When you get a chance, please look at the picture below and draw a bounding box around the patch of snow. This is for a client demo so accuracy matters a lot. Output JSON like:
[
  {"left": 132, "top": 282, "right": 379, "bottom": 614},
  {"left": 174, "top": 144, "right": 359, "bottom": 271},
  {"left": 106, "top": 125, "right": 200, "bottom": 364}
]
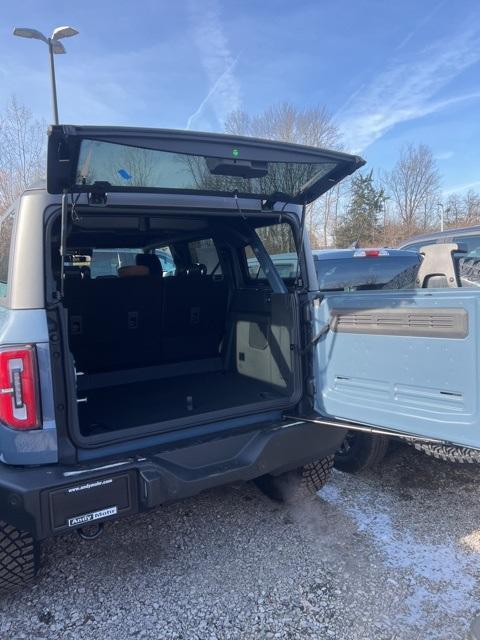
[{"left": 320, "top": 480, "right": 476, "bottom": 628}]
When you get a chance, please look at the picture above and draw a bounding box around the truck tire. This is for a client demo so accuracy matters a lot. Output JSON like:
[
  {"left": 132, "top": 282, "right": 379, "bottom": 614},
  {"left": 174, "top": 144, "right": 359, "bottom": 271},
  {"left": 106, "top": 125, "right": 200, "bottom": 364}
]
[
  {"left": 334, "top": 432, "right": 389, "bottom": 473},
  {"left": 413, "top": 442, "right": 480, "bottom": 464},
  {"left": 0, "top": 521, "right": 39, "bottom": 595},
  {"left": 301, "top": 456, "right": 334, "bottom": 494},
  {"left": 254, "top": 456, "right": 334, "bottom": 503}
]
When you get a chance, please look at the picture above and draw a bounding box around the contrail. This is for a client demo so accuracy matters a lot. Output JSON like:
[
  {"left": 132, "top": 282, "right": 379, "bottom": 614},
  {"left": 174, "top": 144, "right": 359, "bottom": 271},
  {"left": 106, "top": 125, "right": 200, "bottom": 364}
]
[
  {"left": 396, "top": 0, "right": 447, "bottom": 51},
  {"left": 186, "top": 55, "right": 240, "bottom": 130}
]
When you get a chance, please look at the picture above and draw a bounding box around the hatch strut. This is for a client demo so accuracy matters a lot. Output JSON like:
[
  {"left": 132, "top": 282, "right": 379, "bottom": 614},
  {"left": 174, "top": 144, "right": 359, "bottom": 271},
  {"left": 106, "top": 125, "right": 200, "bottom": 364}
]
[
  {"left": 294, "top": 203, "right": 307, "bottom": 288},
  {"left": 59, "top": 189, "right": 69, "bottom": 299},
  {"left": 233, "top": 192, "right": 287, "bottom": 294},
  {"left": 284, "top": 414, "right": 454, "bottom": 446}
]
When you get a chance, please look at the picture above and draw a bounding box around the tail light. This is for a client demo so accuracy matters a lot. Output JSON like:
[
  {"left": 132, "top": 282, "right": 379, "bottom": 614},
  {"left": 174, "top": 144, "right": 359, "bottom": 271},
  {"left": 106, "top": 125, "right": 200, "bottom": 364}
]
[{"left": 0, "top": 346, "right": 41, "bottom": 430}]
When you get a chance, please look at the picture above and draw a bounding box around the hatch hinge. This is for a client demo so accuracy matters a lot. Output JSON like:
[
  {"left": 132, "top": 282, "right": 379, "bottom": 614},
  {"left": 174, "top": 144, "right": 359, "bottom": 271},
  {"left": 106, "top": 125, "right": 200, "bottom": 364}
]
[{"left": 87, "top": 182, "right": 110, "bottom": 206}]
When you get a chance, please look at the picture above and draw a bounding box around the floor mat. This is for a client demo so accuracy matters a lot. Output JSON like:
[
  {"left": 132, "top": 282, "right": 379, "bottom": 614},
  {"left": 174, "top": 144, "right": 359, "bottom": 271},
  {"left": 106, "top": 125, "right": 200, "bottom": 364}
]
[{"left": 79, "top": 371, "right": 285, "bottom": 435}]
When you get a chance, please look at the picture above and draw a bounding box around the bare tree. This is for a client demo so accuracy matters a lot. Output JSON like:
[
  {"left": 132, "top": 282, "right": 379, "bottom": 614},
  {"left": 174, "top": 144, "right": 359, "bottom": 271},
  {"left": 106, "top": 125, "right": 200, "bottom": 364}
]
[
  {"left": 444, "top": 190, "right": 480, "bottom": 228},
  {"left": 225, "top": 102, "right": 342, "bottom": 248},
  {"left": 384, "top": 144, "right": 440, "bottom": 236},
  {"left": 225, "top": 102, "right": 341, "bottom": 148},
  {"left": 0, "top": 96, "right": 46, "bottom": 212}
]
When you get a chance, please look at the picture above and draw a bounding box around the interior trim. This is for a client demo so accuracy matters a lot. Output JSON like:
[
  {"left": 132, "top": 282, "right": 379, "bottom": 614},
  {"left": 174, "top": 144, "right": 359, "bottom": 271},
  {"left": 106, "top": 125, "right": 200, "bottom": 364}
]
[{"left": 77, "top": 357, "right": 223, "bottom": 391}]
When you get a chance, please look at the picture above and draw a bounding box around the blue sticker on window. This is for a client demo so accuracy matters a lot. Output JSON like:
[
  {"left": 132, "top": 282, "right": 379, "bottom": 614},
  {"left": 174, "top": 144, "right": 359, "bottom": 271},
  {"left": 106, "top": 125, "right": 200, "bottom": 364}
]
[{"left": 118, "top": 169, "right": 132, "bottom": 181}]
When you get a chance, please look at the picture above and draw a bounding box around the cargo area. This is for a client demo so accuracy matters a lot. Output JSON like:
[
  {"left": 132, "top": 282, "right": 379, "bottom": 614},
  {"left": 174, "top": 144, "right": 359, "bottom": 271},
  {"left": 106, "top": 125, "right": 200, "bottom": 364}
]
[{"left": 53, "top": 210, "right": 301, "bottom": 441}]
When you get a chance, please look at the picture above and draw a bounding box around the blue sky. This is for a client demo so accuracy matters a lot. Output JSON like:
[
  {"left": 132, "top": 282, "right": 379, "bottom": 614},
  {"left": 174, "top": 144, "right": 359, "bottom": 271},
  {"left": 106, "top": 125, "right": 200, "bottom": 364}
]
[{"left": 1, "top": 0, "right": 479, "bottom": 193}]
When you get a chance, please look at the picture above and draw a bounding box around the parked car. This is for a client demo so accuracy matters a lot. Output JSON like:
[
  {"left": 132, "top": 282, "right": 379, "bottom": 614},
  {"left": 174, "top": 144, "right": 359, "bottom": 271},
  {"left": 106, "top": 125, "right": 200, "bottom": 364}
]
[
  {"left": 401, "top": 226, "right": 480, "bottom": 290},
  {"left": 249, "top": 247, "right": 422, "bottom": 292},
  {"left": 400, "top": 224, "right": 480, "bottom": 254}
]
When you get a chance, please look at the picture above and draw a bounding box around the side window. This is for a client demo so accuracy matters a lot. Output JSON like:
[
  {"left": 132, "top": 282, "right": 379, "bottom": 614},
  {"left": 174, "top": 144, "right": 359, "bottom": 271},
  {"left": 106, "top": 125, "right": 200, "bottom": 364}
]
[
  {"left": 402, "top": 241, "right": 433, "bottom": 252},
  {"left": 90, "top": 249, "right": 138, "bottom": 278},
  {"left": 0, "top": 209, "right": 16, "bottom": 298},
  {"left": 154, "top": 246, "right": 176, "bottom": 276},
  {"left": 244, "top": 222, "right": 298, "bottom": 282},
  {"left": 453, "top": 236, "right": 480, "bottom": 257},
  {"left": 188, "top": 238, "right": 222, "bottom": 275}
]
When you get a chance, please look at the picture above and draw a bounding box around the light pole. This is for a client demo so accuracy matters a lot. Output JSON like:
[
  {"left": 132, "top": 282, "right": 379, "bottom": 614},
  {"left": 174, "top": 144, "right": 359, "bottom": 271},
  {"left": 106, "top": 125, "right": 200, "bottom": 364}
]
[
  {"left": 436, "top": 202, "right": 445, "bottom": 232},
  {"left": 13, "top": 26, "right": 79, "bottom": 124}
]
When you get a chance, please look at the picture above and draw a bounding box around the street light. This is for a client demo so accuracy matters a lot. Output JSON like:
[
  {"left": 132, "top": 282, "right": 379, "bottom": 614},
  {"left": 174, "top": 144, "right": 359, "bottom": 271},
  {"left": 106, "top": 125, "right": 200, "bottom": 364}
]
[
  {"left": 436, "top": 202, "right": 446, "bottom": 232},
  {"left": 13, "top": 25, "right": 79, "bottom": 125}
]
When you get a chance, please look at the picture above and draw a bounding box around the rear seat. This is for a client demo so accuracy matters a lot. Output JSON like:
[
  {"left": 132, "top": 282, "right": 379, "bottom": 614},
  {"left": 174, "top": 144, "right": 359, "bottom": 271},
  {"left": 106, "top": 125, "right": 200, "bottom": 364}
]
[
  {"left": 64, "top": 255, "right": 229, "bottom": 372},
  {"left": 162, "top": 268, "right": 228, "bottom": 362},
  {"left": 64, "top": 255, "right": 164, "bottom": 372}
]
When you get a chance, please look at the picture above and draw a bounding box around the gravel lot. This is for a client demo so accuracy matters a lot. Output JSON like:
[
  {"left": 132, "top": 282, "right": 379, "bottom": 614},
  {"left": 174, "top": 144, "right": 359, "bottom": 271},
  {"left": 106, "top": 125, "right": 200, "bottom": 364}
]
[{"left": 1, "top": 443, "right": 479, "bottom": 640}]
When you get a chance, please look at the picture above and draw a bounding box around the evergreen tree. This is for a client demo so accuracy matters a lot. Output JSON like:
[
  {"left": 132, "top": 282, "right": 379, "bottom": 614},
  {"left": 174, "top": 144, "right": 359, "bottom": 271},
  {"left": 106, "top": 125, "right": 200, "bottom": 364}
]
[{"left": 334, "top": 171, "right": 386, "bottom": 247}]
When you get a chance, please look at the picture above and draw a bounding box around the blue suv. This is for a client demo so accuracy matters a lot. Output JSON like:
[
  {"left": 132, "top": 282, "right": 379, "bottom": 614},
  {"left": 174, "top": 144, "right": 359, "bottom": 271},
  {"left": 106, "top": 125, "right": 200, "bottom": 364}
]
[{"left": 0, "top": 125, "right": 478, "bottom": 592}]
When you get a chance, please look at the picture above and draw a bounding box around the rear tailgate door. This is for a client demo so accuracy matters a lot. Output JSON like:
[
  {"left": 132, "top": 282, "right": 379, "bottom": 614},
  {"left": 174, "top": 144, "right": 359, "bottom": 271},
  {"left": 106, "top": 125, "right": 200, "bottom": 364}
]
[{"left": 312, "top": 289, "right": 480, "bottom": 448}]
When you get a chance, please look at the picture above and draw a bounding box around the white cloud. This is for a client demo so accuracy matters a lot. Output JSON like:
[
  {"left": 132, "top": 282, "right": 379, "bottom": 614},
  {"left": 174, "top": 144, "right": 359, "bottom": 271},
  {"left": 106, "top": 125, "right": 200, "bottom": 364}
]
[
  {"left": 339, "top": 25, "right": 480, "bottom": 153},
  {"left": 0, "top": 41, "right": 186, "bottom": 127},
  {"left": 186, "top": 0, "right": 241, "bottom": 130},
  {"left": 443, "top": 180, "right": 480, "bottom": 195},
  {"left": 434, "top": 150, "right": 454, "bottom": 160}
]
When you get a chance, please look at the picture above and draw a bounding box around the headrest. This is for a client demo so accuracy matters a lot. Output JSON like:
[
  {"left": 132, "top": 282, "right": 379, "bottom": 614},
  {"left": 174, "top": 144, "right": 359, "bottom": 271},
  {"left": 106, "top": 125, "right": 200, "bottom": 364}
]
[
  {"left": 118, "top": 265, "right": 149, "bottom": 278},
  {"left": 184, "top": 263, "right": 207, "bottom": 277},
  {"left": 136, "top": 253, "right": 163, "bottom": 276}
]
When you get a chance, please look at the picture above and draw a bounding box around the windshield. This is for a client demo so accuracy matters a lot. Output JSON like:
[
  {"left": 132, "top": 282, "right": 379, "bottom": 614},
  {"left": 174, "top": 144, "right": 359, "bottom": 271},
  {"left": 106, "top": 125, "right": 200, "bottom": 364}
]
[{"left": 76, "top": 139, "right": 338, "bottom": 200}]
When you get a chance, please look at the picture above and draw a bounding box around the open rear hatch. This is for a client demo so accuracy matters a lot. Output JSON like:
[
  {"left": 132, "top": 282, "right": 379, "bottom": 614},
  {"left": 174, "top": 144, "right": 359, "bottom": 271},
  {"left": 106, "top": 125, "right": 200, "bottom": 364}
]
[{"left": 47, "top": 125, "right": 364, "bottom": 204}]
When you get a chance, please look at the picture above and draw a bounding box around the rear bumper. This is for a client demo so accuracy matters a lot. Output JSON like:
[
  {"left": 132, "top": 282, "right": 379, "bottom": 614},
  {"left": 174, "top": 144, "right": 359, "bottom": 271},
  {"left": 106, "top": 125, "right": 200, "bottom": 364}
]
[{"left": 0, "top": 419, "right": 345, "bottom": 540}]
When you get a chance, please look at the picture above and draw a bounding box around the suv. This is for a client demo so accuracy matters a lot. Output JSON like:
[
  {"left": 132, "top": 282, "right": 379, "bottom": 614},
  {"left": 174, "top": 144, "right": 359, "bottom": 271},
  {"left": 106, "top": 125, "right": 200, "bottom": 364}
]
[
  {"left": 401, "top": 226, "right": 480, "bottom": 291},
  {"left": 0, "top": 126, "right": 366, "bottom": 592},
  {"left": 1, "top": 126, "right": 479, "bottom": 593},
  {"left": 400, "top": 225, "right": 480, "bottom": 255}
]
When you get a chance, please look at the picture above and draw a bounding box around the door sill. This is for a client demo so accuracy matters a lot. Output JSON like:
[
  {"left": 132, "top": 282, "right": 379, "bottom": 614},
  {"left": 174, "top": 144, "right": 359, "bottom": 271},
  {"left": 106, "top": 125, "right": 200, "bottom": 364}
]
[{"left": 284, "top": 414, "right": 449, "bottom": 445}]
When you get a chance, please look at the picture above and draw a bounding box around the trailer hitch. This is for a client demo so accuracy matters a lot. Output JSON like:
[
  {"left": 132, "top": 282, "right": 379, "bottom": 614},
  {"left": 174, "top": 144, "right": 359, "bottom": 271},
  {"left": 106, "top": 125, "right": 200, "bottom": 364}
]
[{"left": 77, "top": 522, "right": 104, "bottom": 541}]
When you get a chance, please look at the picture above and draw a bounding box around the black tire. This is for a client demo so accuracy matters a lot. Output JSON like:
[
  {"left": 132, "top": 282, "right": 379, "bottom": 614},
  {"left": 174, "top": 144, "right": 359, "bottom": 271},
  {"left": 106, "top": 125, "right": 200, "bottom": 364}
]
[
  {"left": 413, "top": 442, "right": 480, "bottom": 464},
  {"left": 254, "top": 456, "right": 334, "bottom": 503},
  {"left": 0, "top": 521, "right": 40, "bottom": 595},
  {"left": 301, "top": 456, "right": 334, "bottom": 494},
  {"left": 334, "top": 432, "right": 389, "bottom": 473}
]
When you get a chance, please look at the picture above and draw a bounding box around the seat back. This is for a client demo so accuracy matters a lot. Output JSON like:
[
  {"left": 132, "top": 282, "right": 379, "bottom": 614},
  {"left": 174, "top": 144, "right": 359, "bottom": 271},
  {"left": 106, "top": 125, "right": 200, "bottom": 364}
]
[
  {"left": 64, "top": 273, "right": 163, "bottom": 372},
  {"left": 162, "top": 273, "right": 228, "bottom": 362}
]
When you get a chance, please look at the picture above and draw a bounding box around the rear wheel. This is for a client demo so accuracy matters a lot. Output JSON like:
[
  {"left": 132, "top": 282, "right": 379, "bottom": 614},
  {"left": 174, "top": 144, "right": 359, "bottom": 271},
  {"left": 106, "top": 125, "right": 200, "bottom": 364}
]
[
  {"left": 0, "top": 521, "right": 40, "bottom": 595},
  {"left": 413, "top": 442, "right": 480, "bottom": 464},
  {"left": 254, "top": 456, "right": 334, "bottom": 503},
  {"left": 334, "top": 432, "right": 389, "bottom": 473}
]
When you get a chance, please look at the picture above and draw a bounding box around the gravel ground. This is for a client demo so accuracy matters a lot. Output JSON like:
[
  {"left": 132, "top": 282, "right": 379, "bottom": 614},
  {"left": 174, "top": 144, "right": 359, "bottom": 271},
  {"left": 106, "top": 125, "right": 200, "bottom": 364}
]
[{"left": 1, "top": 443, "right": 480, "bottom": 639}]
